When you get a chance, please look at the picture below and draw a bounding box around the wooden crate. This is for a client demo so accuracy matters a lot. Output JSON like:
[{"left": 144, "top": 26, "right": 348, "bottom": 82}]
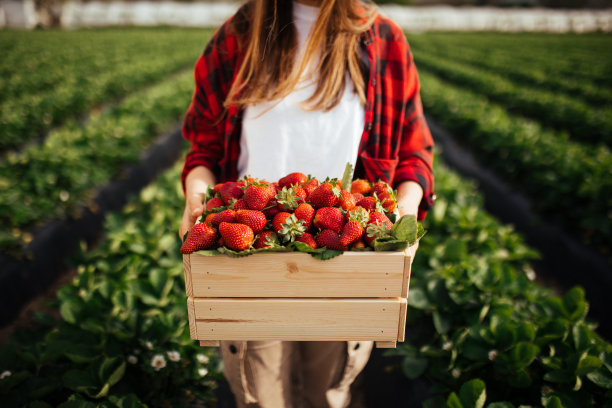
[{"left": 183, "top": 249, "right": 411, "bottom": 348}]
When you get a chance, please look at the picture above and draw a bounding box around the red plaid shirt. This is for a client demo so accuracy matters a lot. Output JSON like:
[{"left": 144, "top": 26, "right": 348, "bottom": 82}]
[{"left": 182, "top": 13, "right": 435, "bottom": 219}]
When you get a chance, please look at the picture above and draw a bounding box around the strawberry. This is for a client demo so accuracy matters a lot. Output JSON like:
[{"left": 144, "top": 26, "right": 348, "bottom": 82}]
[
  {"left": 351, "top": 179, "right": 371, "bottom": 195},
  {"left": 308, "top": 181, "right": 341, "bottom": 208},
  {"left": 206, "top": 196, "right": 224, "bottom": 211},
  {"left": 302, "top": 177, "right": 319, "bottom": 198},
  {"left": 254, "top": 230, "right": 279, "bottom": 249},
  {"left": 211, "top": 209, "right": 236, "bottom": 227},
  {"left": 244, "top": 184, "right": 272, "bottom": 210},
  {"left": 351, "top": 239, "right": 367, "bottom": 250},
  {"left": 296, "top": 232, "right": 317, "bottom": 249},
  {"left": 371, "top": 181, "right": 392, "bottom": 198},
  {"left": 275, "top": 186, "right": 306, "bottom": 211},
  {"left": 219, "top": 222, "right": 254, "bottom": 251},
  {"left": 315, "top": 229, "right": 348, "bottom": 251},
  {"left": 339, "top": 190, "right": 356, "bottom": 211},
  {"left": 264, "top": 205, "right": 280, "bottom": 220},
  {"left": 313, "top": 207, "right": 345, "bottom": 234},
  {"left": 294, "top": 203, "right": 315, "bottom": 230},
  {"left": 219, "top": 182, "right": 243, "bottom": 205},
  {"left": 181, "top": 223, "right": 217, "bottom": 254},
  {"left": 352, "top": 193, "right": 364, "bottom": 203},
  {"left": 213, "top": 182, "right": 225, "bottom": 195},
  {"left": 339, "top": 220, "right": 364, "bottom": 246},
  {"left": 345, "top": 206, "right": 370, "bottom": 224},
  {"left": 279, "top": 172, "right": 307, "bottom": 188},
  {"left": 232, "top": 198, "right": 249, "bottom": 210},
  {"left": 204, "top": 213, "right": 216, "bottom": 226},
  {"left": 356, "top": 196, "right": 378, "bottom": 212},
  {"left": 277, "top": 214, "right": 307, "bottom": 243},
  {"left": 235, "top": 210, "right": 267, "bottom": 234},
  {"left": 273, "top": 212, "right": 293, "bottom": 233},
  {"left": 368, "top": 211, "right": 393, "bottom": 229}
]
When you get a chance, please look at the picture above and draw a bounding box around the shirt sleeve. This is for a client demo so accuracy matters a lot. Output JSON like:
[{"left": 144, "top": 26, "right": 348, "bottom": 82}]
[
  {"left": 181, "top": 19, "right": 239, "bottom": 192},
  {"left": 388, "top": 26, "right": 435, "bottom": 220}
]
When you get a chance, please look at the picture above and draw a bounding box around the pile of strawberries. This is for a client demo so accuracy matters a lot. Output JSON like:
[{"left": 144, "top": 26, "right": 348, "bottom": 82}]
[{"left": 180, "top": 172, "right": 398, "bottom": 254}]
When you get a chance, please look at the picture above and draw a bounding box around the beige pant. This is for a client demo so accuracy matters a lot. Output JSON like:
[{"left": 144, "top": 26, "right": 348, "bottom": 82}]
[{"left": 220, "top": 340, "right": 373, "bottom": 408}]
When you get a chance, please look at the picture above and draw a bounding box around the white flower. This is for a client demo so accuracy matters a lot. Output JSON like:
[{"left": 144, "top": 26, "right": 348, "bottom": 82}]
[
  {"left": 525, "top": 268, "right": 536, "bottom": 281},
  {"left": 488, "top": 349, "right": 498, "bottom": 361},
  {"left": 198, "top": 367, "right": 209, "bottom": 377},
  {"left": 151, "top": 354, "right": 166, "bottom": 371},
  {"left": 59, "top": 190, "right": 70, "bottom": 202},
  {"left": 196, "top": 354, "right": 210, "bottom": 364},
  {"left": 145, "top": 341, "right": 154, "bottom": 350},
  {"left": 167, "top": 350, "right": 181, "bottom": 362},
  {"left": 442, "top": 341, "right": 452, "bottom": 351},
  {"left": 127, "top": 355, "right": 138, "bottom": 364},
  {"left": 0, "top": 370, "right": 11, "bottom": 380},
  {"left": 451, "top": 368, "right": 461, "bottom": 379}
]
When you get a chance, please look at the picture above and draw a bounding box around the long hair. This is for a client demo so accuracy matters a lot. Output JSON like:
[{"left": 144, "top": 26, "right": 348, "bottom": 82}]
[{"left": 225, "top": 0, "right": 377, "bottom": 112}]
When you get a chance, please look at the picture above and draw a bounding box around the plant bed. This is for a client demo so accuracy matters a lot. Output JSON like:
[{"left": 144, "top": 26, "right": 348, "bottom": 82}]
[{"left": 183, "top": 249, "right": 411, "bottom": 348}]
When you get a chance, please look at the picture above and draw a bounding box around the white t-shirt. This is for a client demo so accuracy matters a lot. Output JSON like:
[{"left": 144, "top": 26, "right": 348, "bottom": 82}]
[{"left": 237, "top": 1, "right": 366, "bottom": 181}]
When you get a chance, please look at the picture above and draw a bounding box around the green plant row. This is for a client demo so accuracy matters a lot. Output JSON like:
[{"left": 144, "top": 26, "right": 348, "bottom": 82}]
[
  {"left": 388, "top": 159, "right": 612, "bottom": 407},
  {"left": 418, "top": 71, "right": 612, "bottom": 256},
  {"left": 0, "top": 69, "right": 194, "bottom": 255},
  {"left": 407, "top": 32, "right": 612, "bottom": 90},
  {"left": 407, "top": 35, "right": 612, "bottom": 107},
  {"left": 0, "top": 161, "right": 222, "bottom": 407},
  {"left": 412, "top": 50, "right": 612, "bottom": 147},
  {"left": 0, "top": 29, "right": 211, "bottom": 153}
]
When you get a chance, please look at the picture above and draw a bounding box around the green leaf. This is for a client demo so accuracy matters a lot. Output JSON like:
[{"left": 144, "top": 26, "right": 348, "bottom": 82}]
[
  {"left": 433, "top": 310, "right": 452, "bottom": 335},
  {"left": 563, "top": 287, "right": 588, "bottom": 321},
  {"left": 192, "top": 249, "right": 222, "bottom": 256},
  {"left": 459, "top": 378, "right": 486, "bottom": 408},
  {"left": 486, "top": 403, "right": 514, "bottom": 408},
  {"left": 509, "top": 342, "right": 539, "bottom": 369},
  {"left": 59, "top": 299, "right": 82, "bottom": 324},
  {"left": 507, "top": 368, "right": 532, "bottom": 388},
  {"left": 98, "top": 357, "right": 126, "bottom": 387},
  {"left": 390, "top": 215, "right": 418, "bottom": 242},
  {"left": 544, "top": 369, "right": 574, "bottom": 383},
  {"left": 373, "top": 238, "right": 409, "bottom": 252},
  {"left": 310, "top": 249, "right": 343, "bottom": 260},
  {"left": 542, "top": 395, "right": 564, "bottom": 408},
  {"left": 586, "top": 367, "right": 612, "bottom": 389},
  {"left": 572, "top": 323, "right": 593, "bottom": 352},
  {"left": 401, "top": 355, "right": 428, "bottom": 379},
  {"left": 62, "top": 369, "right": 99, "bottom": 395},
  {"left": 407, "top": 287, "right": 430, "bottom": 310},
  {"left": 447, "top": 392, "right": 464, "bottom": 408},
  {"left": 340, "top": 162, "right": 353, "bottom": 191},
  {"left": 576, "top": 355, "right": 602, "bottom": 376}
]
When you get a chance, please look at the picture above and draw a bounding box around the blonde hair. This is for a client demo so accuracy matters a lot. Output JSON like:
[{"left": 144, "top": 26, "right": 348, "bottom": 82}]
[{"left": 226, "top": 0, "right": 377, "bottom": 112}]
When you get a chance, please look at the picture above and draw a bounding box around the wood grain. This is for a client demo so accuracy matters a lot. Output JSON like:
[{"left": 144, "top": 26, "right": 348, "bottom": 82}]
[
  {"left": 192, "top": 298, "right": 401, "bottom": 342},
  {"left": 183, "top": 254, "right": 193, "bottom": 298},
  {"left": 401, "top": 247, "right": 412, "bottom": 299},
  {"left": 397, "top": 298, "right": 408, "bottom": 342},
  {"left": 188, "top": 251, "right": 407, "bottom": 298}
]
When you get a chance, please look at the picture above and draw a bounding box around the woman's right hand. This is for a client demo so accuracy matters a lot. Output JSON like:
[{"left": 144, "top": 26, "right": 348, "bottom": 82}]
[{"left": 179, "top": 166, "right": 217, "bottom": 241}]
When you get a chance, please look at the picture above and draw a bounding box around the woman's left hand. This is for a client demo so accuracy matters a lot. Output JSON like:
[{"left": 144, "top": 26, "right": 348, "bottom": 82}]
[{"left": 395, "top": 180, "right": 423, "bottom": 266}]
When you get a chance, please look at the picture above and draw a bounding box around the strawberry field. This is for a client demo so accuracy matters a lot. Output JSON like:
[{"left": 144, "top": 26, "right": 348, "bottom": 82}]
[{"left": 0, "top": 28, "right": 611, "bottom": 408}]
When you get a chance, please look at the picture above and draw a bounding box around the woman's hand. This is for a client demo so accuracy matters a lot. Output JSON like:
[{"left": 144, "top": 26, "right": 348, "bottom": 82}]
[
  {"left": 395, "top": 181, "right": 423, "bottom": 265},
  {"left": 179, "top": 166, "right": 216, "bottom": 241}
]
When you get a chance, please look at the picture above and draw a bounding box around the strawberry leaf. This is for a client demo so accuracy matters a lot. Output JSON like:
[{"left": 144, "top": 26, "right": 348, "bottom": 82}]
[
  {"left": 340, "top": 162, "right": 354, "bottom": 191},
  {"left": 373, "top": 238, "right": 409, "bottom": 252},
  {"left": 193, "top": 249, "right": 222, "bottom": 256},
  {"left": 391, "top": 215, "right": 418, "bottom": 242},
  {"left": 310, "top": 249, "right": 343, "bottom": 260},
  {"left": 290, "top": 241, "right": 317, "bottom": 253}
]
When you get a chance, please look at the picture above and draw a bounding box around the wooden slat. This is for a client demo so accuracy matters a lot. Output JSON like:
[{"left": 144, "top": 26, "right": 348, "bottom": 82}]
[
  {"left": 183, "top": 254, "right": 193, "bottom": 298},
  {"left": 192, "top": 298, "right": 401, "bottom": 342},
  {"left": 199, "top": 341, "right": 220, "bottom": 347},
  {"left": 401, "top": 247, "right": 412, "bottom": 299},
  {"left": 188, "top": 251, "right": 406, "bottom": 298},
  {"left": 187, "top": 297, "right": 197, "bottom": 340},
  {"left": 376, "top": 341, "right": 397, "bottom": 348},
  {"left": 397, "top": 298, "right": 408, "bottom": 342}
]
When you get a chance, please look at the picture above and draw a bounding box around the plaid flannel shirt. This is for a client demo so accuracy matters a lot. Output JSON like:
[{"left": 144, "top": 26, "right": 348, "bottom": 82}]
[{"left": 181, "top": 13, "right": 435, "bottom": 219}]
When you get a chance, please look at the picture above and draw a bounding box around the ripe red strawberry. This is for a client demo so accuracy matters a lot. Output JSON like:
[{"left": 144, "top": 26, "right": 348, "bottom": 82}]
[
  {"left": 357, "top": 196, "right": 378, "bottom": 212},
  {"left": 371, "top": 181, "right": 392, "bottom": 198},
  {"left": 211, "top": 209, "right": 236, "bottom": 227},
  {"left": 339, "top": 220, "right": 364, "bottom": 246},
  {"left": 219, "top": 182, "right": 243, "bottom": 205},
  {"left": 244, "top": 184, "right": 272, "bottom": 210},
  {"left": 351, "top": 179, "right": 371, "bottom": 195},
  {"left": 315, "top": 229, "right": 348, "bottom": 251},
  {"left": 277, "top": 214, "right": 307, "bottom": 243},
  {"left": 235, "top": 210, "right": 267, "bottom": 234},
  {"left": 264, "top": 205, "right": 280, "bottom": 220},
  {"left": 203, "top": 213, "right": 216, "bottom": 226},
  {"left": 213, "top": 182, "right": 225, "bottom": 195},
  {"left": 339, "top": 190, "right": 356, "bottom": 211},
  {"left": 273, "top": 212, "right": 293, "bottom": 233},
  {"left": 232, "top": 198, "right": 249, "bottom": 210},
  {"left": 254, "top": 230, "right": 279, "bottom": 249},
  {"left": 206, "top": 197, "right": 224, "bottom": 211},
  {"left": 378, "top": 191, "right": 397, "bottom": 212},
  {"left": 296, "top": 232, "right": 317, "bottom": 249},
  {"left": 313, "top": 207, "right": 345, "bottom": 233},
  {"left": 279, "top": 172, "right": 307, "bottom": 188},
  {"left": 345, "top": 206, "right": 370, "bottom": 223},
  {"left": 352, "top": 193, "right": 364, "bottom": 203},
  {"left": 308, "top": 181, "right": 341, "bottom": 208},
  {"left": 219, "top": 222, "right": 254, "bottom": 251},
  {"left": 302, "top": 177, "right": 319, "bottom": 198},
  {"left": 181, "top": 223, "right": 217, "bottom": 254},
  {"left": 294, "top": 203, "right": 315, "bottom": 230},
  {"left": 368, "top": 211, "right": 393, "bottom": 229}
]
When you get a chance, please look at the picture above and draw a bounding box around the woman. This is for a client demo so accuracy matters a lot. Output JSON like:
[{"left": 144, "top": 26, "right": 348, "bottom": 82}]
[{"left": 179, "top": 0, "right": 434, "bottom": 407}]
